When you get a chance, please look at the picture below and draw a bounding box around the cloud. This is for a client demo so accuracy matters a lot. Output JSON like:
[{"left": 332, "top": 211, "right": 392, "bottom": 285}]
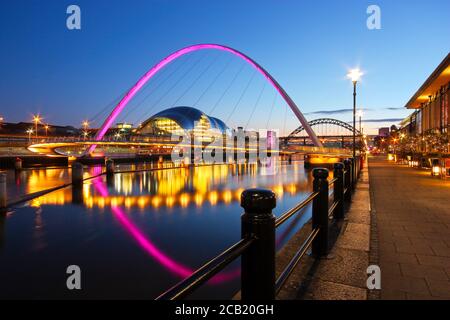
[
  {"left": 304, "top": 108, "right": 370, "bottom": 116},
  {"left": 349, "top": 118, "right": 404, "bottom": 123},
  {"left": 384, "top": 107, "right": 404, "bottom": 111}
]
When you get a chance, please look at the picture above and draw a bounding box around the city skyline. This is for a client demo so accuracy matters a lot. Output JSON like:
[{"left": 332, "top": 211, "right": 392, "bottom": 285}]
[{"left": 0, "top": 0, "right": 449, "bottom": 135}]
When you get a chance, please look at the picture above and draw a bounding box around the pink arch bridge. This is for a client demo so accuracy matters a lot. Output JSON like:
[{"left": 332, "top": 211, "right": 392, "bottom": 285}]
[{"left": 89, "top": 44, "right": 322, "bottom": 154}]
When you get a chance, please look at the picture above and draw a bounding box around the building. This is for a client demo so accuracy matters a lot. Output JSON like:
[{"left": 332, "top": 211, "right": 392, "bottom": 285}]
[
  {"left": 378, "top": 127, "right": 390, "bottom": 137},
  {"left": 402, "top": 53, "right": 450, "bottom": 153},
  {"left": 136, "top": 106, "right": 229, "bottom": 141}
]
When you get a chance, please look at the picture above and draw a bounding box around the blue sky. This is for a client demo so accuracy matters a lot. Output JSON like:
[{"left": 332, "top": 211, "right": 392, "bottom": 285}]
[{"left": 0, "top": 0, "right": 449, "bottom": 135}]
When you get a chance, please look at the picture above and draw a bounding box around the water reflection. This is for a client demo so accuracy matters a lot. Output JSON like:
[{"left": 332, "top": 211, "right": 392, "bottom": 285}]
[
  {"left": 0, "top": 159, "right": 317, "bottom": 299},
  {"left": 30, "top": 162, "right": 311, "bottom": 210}
]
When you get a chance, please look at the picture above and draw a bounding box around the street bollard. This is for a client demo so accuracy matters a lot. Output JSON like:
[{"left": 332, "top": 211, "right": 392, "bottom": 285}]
[
  {"left": 333, "top": 162, "right": 345, "bottom": 220},
  {"left": 71, "top": 162, "right": 84, "bottom": 187},
  {"left": 241, "top": 188, "right": 276, "bottom": 300},
  {"left": 312, "top": 168, "right": 329, "bottom": 257},
  {"left": 344, "top": 159, "right": 352, "bottom": 202},
  {"left": 14, "top": 158, "right": 22, "bottom": 171},
  {"left": 0, "top": 173, "right": 6, "bottom": 211}
]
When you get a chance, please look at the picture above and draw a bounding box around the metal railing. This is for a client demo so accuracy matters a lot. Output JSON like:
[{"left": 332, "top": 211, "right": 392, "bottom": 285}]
[{"left": 155, "top": 156, "right": 362, "bottom": 300}]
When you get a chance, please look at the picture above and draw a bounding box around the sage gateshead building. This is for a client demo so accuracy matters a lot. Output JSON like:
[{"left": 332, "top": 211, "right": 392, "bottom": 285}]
[
  {"left": 401, "top": 53, "right": 450, "bottom": 153},
  {"left": 135, "top": 106, "right": 229, "bottom": 142}
]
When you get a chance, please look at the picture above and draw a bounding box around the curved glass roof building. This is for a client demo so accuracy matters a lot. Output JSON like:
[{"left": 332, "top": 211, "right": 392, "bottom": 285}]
[{"left": 137, "top": 106, "right": 229, "bottom": 137}]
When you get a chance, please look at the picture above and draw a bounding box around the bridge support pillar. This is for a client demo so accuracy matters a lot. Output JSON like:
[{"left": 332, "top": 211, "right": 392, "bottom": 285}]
[
  {"left": 106, "top": 159, "right": 115, "bottom": 187},
  {"left": 0, "top": 173, "right": 6, "bottom": 212},
  {"left": 14, "top": 158, "right": 22, "bottom": 171},
  {"left": 106, "top": 159, "right": 115, "bottom": 175},
  {"left": 72, "top": 162, "right": 84, "bottom": 187},
  {"left": 241, "top": 188, "right": 276, "bottom": 300}
]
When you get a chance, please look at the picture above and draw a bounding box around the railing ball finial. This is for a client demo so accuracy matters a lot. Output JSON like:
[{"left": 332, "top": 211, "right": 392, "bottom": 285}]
[
  {"left": 312, "top": 167, "right": 329, "bottom": 179},
  {"left": 333, "top": 162, "right": 344, "bottom": 171},
  {"left": 241, "top": 188, "right": 276, "bottom": 215}
]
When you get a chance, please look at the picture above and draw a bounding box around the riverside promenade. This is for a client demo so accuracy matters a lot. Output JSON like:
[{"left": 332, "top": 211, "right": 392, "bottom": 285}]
[{"left": 369, "top": 156, "right": 450, "bottom": 299}]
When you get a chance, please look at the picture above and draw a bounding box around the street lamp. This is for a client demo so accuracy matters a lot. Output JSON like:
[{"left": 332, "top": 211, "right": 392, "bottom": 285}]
[
  {"left": 347, "top": 68, "right": 363, "bottom": 160},
  {"left": 32, "top": 114, "right": 41, "bottom": 138},
  {"left": 44, "top": 124, "right": 49, "bottom": 137},
  {"left": 26, "top": 128, "right": 33, "bottom": 143},
  {"left": 82, "top": 120, "right": 89, "bottom": 130}
]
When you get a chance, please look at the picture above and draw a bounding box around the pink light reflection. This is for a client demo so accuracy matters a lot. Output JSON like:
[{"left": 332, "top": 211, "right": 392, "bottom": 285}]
[{"left": 91, "top": 178, "right": 239, "bottom": 283}]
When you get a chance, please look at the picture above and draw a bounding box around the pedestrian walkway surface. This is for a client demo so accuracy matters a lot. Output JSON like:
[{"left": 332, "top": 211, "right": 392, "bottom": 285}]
[
  {"left": 369, "top": 156, "right": 450, "bottom": 299},
  {"left": 298, "top": 165, "right": 371, "bottom": 300}
]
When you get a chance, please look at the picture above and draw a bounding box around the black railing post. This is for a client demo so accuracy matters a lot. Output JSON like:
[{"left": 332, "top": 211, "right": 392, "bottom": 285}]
[
  {"left": 241, "top": 188, "right": 276, "bottom": 300},
  {"left": 344, "top": 159, "right": 352, "bottom": 202},
  {"left": 350, "top": 157, "right": 355, "bottom": 190},
  {"left": 333, "top": 162, "right": 345, "bottom": 220},
  {"left": 312, "top": 168, "right": 329, "bottom": 257},
  {"left": 356, "top": 156, "right": 360, "bottom": 178}
]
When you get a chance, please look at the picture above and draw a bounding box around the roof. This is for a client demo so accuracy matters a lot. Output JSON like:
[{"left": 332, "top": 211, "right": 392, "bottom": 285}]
[
  {"left": 143, "top": 106, "right": 229, "bottom": 132},
  {"left": 405, "top": 53, "right": 450, "bottom": 109}
]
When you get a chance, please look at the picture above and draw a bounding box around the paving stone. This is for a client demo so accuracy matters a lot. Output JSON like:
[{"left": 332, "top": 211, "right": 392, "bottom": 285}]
[
  {"left": 426, "top": 278, "right": 450, "bottom": 298},
  {"left": 313, "top": 247, "right": 368, "bottom": 289},
  {"left": 406, "top": 292, "right": 446, "bottom": 300},
  {"left": 381, "top": 275, "right": 430, "bottom": 296},
  {"left": 395, "top": 242, "right": 434, "bottom": 255},
  {"left": 430, "top": 243, "right": 450, "bottom": 257},
  {"left": 416, "top": 254, "right": 450, "bottom": 267},
  {"left": 369, "top": 156, "right": 450, "bottom": 300},
  {"left": 400, "top": 263, "right": 448, "bottom": 281},
  {"left": 380, "top": 262, "right": 402, "bottom": 277},
  {"left": 380, "top": 290, "right": 407, "bottom": 300},
  {"left": 337, "top": 223, "right": 370, "bottom": 252},
  {"left": 379, "top": 251, "right": 418, "bottom": 265},
  {"left": 301, "top": 279, "right": 367, "bottom": 300}
]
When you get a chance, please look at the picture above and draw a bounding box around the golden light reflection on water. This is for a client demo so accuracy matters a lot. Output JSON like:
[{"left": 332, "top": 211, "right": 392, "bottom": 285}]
[
  {"left": 29, "top": 162, "right": 313, "bottom": 209},
  {"left": 25, "top": 169, "right": 71, "bottom": 194}
]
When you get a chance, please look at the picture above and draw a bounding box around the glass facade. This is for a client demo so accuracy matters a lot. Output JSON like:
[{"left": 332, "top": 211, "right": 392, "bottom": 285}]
[{"left": 137, "top": 107, "right": 229, "bottom": 142}]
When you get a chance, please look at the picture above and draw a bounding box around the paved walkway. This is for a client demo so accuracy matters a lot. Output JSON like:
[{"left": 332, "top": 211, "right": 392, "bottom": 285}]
[
  {"left": 277, "top": 165, "right": 372, "bottom": 300},
  {"left": 369, "top": 156, "right": 450, "bottom": 299},
  {"left": 297, "top": 165, "right": 371, "bottom": 300}
]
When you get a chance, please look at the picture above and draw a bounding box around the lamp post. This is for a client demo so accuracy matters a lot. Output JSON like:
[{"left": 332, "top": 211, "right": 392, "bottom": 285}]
[
  {"left": 26, "top": 128, "right": 33, "bottom": 143},
  {"left": 44, "top": 125, "right": 49, "bottom": 137},
  {"left": 82, "top": 120, "right": 89, "bottom": 141},
  {"left": 347, "top": 69, "right": 363, "bottom": 160},
  {"left": 32, "top": 114, "right": 41, "bottom": 138}
]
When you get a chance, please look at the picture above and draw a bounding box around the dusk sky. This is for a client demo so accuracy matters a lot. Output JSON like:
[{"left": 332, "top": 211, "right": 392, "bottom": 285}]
[{"left": 1, "top": 0, "right": 449, "bottom": 135}]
